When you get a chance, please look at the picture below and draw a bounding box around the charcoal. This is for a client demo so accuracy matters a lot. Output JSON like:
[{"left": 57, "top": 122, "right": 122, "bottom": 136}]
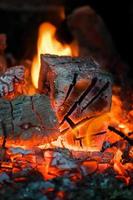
[
  {"left": 40, "top": 54, "right": 112, "bottom": 131},
  {"left": 10, "top": 147, "right": 33, "bottom": 155},
  {"left": 48, "top": 150, "right": 78, "bottom": 170},
  {"left": 0, "top": 172, "right": 10, "bottom": 183},
  {"left": 0, "top": 144, "right": 132, "bottom": 200}
]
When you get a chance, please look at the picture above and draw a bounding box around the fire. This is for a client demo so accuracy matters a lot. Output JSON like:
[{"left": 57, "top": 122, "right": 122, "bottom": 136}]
[
  {"left": 109, "top": 91, "right": 133, "bottom": 137},
  {"left": 0, "top": 22, "right": 133, "bottom": 187},
  {"left": 31, "top": 22, "right": 73, "bottom": 88}
]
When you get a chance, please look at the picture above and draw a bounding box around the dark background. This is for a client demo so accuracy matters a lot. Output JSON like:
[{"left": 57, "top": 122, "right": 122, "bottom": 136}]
[{"left": 0, "top": 0, "right": 132, "bottom": 77}]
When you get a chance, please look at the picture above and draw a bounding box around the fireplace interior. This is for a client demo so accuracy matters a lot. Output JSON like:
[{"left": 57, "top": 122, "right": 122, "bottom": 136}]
[{"left": 0, "top": 1, "right": 133, "bottom": 200}]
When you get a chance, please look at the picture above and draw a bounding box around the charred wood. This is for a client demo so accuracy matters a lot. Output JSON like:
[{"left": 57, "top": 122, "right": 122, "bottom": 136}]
[
  {"left": 0, "top": 94, "right": 59, "bottom": 147},
  {"left": 40, "top": 54, "right": 112, "bottom": 132},
  {"left": 0, "top": 65, "right": 25, "bottom": 98}
]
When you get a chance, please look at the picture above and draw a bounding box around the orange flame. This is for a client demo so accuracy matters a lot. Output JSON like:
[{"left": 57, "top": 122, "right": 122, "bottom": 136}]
[{"left": 31, "top": 22, "right": 73, "bottom": 88}]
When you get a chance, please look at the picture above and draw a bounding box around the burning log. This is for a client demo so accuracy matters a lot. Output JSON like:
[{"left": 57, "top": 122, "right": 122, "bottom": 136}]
[
  {"left": 0, "top": 94, "right": 59, "bottom": 147},
  {"left": 0, "top": 63, "right": 56, "bottom": 149},
  {"left": 0, "top": 65, "right": 25, "bottom": 98},
  {"left": 0, "top": 54, "right": 112, "bottom": 150},
  {"left": 40, "top": 54, "right": 112, "bottom": 132},
  {"left": 0, "top": 64, "right": 37, "bottom": 99}
]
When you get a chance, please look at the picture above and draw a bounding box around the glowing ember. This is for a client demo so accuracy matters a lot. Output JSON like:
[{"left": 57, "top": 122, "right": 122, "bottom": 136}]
[{"left": 31, "top": 22, "right": 73, "bottom": 88}]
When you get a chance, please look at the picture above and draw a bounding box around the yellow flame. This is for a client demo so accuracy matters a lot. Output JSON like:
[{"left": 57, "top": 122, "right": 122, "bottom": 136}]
[{"left": 31, "top": 22, "right": 72, "bottom": 88}]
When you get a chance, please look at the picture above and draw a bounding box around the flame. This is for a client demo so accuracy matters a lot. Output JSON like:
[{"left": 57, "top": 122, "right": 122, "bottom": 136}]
[
  {"left": 109, "top": 91, "right": 133, "bottom": 138},
  {"left": 31, "top": 22, "right": 73, "bottom": 88}
]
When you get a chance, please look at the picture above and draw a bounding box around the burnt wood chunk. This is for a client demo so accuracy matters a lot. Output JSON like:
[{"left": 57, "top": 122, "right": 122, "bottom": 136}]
[
  {"left": 0, "top": 94, "right": 59, "bottom": 147},
  {"left": 0, "top": 65, "right": 25, "bottom": 98},
  {"left": 40, "top": 54, "right": 112, "bottom": 129}
]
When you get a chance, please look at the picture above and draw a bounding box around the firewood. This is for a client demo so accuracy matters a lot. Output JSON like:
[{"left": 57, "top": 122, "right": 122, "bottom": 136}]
[
  {"left": 0, "top": 65, "right": 25, "bottom": 98},
  {"left": 40, "top": 54, "right": 112, "bottom": 131},
  {"left": 0, "top": 94, "right": 59, "bottom": 147},
  {"left": 0, "top": 64, "right": 36, "bottom": 99}
]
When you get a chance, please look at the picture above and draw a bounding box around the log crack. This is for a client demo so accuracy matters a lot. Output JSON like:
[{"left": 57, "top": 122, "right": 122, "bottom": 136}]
[{"left": 60, "top": 77, "right": 97, "bottom": 126}]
